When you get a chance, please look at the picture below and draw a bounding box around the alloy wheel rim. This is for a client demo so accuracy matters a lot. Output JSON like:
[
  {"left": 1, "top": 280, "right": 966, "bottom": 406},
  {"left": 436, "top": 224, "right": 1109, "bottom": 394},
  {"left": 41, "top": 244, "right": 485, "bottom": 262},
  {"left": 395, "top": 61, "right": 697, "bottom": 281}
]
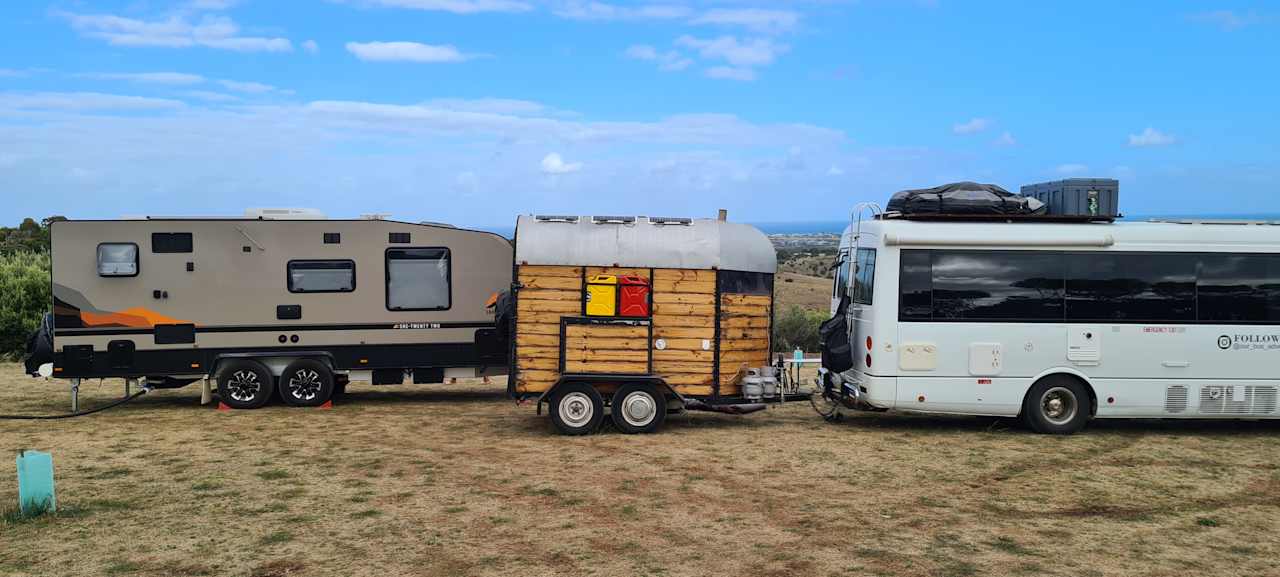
[
  {"left": 288, "top": 369, "right": 322, "bottom": 401},
  {"left": 227, "top": 370, "right": 261, "bottom": 402}
]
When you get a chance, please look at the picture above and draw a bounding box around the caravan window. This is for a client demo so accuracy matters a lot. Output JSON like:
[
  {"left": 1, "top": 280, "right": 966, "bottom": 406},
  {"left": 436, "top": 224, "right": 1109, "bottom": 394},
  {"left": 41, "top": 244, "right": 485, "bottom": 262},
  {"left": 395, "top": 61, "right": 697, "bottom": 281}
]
[
  {"left": 151, "top": 232, "right": 193, "bottom": 253},
  {"left": 97, "top": 243, "right": 138, "bottom": 277},
  {"left": 386, "top": 248, "right": 451, "bottom": 310},
  {"left": 288, "top": 260, "right": 356, "bottom": 293},
  {"left": 833, "top": 252, "right": 850, "bottom": 300}
]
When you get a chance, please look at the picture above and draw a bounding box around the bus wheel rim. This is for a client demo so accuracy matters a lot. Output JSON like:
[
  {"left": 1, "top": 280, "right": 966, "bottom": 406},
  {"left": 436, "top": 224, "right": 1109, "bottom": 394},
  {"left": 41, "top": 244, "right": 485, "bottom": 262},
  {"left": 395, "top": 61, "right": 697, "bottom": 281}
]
[
  {"left": 1041, "top": 386, "right": 1078, "bottom": 425},
  {"left": 620, "top": 391, "right": 657, "bottom": 427},
  {"left": 228, "top": 370, "right": 261, "bottom": 402},
  {"left": 559, "top": 392, "right": 594, "bottom": 428}
]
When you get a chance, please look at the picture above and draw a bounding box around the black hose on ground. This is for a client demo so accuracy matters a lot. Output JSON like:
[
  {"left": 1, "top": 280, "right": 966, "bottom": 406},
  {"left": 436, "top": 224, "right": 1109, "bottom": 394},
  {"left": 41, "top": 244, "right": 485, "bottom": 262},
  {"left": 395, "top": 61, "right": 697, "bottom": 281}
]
[{"left": 0, "top": 389, "right": 149, "bottom": 420}]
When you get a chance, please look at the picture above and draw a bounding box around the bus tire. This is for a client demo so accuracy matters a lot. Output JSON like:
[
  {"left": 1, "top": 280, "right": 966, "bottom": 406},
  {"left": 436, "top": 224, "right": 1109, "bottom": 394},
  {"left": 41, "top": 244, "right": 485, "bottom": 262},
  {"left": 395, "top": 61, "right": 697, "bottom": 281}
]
[
  {"left": 278, "top": 359, "right": 335, "bottom": 407},
  {"left": 549, "top": 382, "right": 604, "bottom": 436},
  {"left": 216, "top": 359, "right": 274, "bottom": 409},
  {"left": 1022, "top": 376, "right": 1090, "bottom": 435},
  {"left": 610, "top": 382, "right": 666, "bottom": 434}
]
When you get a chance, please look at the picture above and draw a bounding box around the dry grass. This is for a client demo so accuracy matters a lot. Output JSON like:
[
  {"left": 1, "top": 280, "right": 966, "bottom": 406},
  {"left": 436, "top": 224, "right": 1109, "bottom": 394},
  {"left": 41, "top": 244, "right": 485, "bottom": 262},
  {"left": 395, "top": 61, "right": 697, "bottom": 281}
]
[
  {"left": 3, "top": 362, "right": 1280, "bottom": 577},
  {"left": 775, "top": 272, "right": 833, "bottom": 313}
]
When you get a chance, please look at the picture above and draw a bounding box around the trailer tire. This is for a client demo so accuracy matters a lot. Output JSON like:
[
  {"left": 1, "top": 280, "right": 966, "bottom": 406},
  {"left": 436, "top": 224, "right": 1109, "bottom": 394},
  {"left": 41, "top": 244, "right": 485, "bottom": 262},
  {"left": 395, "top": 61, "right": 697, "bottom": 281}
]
[
  {"left": 1022, "top": 375, "right": 1090, "bottom": 435},
  {"left": 610, "top": 382, "right": 665, "bottom": 434},
  {"left": 549, "top": 382, "right": 604, "bottom": 436},
  {"left": 216, "top": 360, "right": 274, "bottom": 409},
  {"left": 278, "top": 359, "right": 335, "bottom": 407}
]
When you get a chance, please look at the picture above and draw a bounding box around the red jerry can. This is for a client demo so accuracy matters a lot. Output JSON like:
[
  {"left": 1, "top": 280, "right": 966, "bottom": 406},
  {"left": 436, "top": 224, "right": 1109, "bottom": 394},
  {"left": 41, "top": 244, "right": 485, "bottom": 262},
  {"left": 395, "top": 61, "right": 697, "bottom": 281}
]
[{"left": 618, "top": 276, "right": 651, "bottom": 317}]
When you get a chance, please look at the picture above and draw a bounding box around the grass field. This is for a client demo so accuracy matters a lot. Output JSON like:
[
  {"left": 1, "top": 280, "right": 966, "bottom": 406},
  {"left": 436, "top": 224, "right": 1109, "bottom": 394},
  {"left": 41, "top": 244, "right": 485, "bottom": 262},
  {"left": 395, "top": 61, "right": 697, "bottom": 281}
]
[{"left": 3, "top": 363, "right": 1279, "bottom": 577}]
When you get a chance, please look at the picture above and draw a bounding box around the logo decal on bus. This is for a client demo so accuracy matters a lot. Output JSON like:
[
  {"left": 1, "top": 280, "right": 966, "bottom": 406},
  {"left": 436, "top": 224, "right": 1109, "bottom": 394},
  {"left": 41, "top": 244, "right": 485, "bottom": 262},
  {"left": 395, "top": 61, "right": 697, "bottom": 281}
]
[{"left": 1219, "top": 334, "right": 1280, "bottom": 350}]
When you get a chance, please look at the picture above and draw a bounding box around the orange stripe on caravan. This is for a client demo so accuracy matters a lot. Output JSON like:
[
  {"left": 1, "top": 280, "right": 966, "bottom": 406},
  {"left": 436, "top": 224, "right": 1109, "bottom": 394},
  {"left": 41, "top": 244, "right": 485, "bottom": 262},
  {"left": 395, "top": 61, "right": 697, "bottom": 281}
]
[{"left": 80, "top": 307, "right": 192, "bottom": 328}]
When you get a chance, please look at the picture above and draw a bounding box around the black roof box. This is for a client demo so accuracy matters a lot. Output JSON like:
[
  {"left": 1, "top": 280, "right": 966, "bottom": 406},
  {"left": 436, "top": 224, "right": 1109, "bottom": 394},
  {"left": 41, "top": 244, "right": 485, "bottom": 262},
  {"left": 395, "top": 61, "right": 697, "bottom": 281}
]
[{"left": 887, "top": 181, "right": 1047, "bottom": 217}]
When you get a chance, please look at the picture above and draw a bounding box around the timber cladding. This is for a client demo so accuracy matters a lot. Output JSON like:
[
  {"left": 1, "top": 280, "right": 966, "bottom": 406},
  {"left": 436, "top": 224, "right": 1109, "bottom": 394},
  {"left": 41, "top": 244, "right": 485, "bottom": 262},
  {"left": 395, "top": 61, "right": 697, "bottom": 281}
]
[{"left": 513, "top": 265, "right": 772, "bottom": 398}]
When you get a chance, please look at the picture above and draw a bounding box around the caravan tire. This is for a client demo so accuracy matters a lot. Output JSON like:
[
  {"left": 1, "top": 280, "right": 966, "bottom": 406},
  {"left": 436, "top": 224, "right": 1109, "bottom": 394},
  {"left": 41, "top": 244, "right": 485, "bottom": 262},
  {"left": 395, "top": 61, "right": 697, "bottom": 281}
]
[
  {"left": 610, "top": 383, "right": 666, "bottom": 434},
  {"left": 279, "top": 359, "right": 335, "bottom": 407},
  {"left": 549, "top": 382, "right": 604, "bottom": 436},
  {"left": 216, "top": 360, "right": 274, "bottom": 409}
]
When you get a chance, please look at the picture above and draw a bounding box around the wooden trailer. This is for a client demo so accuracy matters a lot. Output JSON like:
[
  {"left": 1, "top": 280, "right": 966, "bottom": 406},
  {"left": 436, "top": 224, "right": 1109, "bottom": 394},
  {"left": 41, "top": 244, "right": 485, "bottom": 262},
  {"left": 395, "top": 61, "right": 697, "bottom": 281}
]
[{"left": 507, "top": 214, "right": 784, "bottom": 435}]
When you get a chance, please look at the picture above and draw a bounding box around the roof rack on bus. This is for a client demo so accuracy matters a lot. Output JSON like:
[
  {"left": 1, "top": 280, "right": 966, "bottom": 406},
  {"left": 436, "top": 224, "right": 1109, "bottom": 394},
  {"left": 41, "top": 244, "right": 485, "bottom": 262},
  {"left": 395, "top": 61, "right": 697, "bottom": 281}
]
[{"left": 879, "top": 212, "right": 1119, "bottom": 223}]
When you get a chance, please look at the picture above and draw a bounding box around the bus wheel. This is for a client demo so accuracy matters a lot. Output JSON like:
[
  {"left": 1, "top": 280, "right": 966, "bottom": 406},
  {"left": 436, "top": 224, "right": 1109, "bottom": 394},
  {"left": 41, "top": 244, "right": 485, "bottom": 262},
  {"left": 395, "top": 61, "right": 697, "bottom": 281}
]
[
  {"left": 1022, "top": 376, "right": 1090, "bottom": 435},
  {"left": 550, "top": 382, "right": 603, "bottom": 436},
  {"left": 611, "top": 382, "right": 666, "bottom": 434},
  {"left": 278, "top": 359, "right": 335, "bottom": 407},
  {"left": 216, "top": 360, "right": 274, "bottom": 409}
]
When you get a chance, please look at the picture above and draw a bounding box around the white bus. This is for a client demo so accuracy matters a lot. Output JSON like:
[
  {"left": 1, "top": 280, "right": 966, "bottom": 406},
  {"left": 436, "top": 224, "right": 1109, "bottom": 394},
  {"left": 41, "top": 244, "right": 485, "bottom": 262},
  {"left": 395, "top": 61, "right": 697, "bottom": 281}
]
[{"left": 822, "top": 213, "right": 1280, "bottom": 433}]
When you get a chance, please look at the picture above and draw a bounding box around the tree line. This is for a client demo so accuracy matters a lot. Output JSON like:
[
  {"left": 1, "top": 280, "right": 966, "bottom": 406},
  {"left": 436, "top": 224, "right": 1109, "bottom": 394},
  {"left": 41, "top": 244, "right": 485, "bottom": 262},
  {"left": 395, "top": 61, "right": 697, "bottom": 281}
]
[{"left": 1, "top": 217, "right": 59, "bottom": 358}]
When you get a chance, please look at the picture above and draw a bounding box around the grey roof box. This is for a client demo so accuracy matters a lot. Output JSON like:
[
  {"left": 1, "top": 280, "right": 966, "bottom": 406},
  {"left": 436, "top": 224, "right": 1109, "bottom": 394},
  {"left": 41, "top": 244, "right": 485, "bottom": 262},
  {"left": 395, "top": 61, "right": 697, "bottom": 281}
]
[{"left": 515, "top": 215, "right": 776, "bottom": 273}]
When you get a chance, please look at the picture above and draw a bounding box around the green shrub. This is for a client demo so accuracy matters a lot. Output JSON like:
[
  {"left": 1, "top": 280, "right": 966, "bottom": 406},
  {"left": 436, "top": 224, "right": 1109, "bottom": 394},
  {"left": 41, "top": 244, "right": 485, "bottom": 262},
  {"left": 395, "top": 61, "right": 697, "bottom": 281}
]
[
  {"left": 0, "top": 251, "right": 51, "bottom": 359},
  {"left": 772, "top": 305, "right": 828, "bottom": 354}
]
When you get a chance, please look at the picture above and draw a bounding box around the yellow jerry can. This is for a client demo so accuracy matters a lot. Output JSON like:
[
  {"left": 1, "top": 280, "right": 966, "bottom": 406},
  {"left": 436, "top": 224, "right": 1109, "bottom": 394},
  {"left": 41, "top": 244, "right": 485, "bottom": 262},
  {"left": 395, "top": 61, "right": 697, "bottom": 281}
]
[{"left": 585, "top": 275, "right": 618, "bottom": 316}]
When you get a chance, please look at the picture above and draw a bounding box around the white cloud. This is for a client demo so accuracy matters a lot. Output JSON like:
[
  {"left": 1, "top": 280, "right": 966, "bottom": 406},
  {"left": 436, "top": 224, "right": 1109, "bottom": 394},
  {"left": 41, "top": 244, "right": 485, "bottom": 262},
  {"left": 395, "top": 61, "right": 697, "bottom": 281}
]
[
  {"left": 351, "top": 0, "right": 533, "bottom": 14},
  {"left": 0, "top": 69, "right": 27, "bottom": 78},
  {"left": 60, "top": 12, "right": 293, "bottom": 52},
  {"left": 676, "top": 35, "right": 787, "bottom": 67},
  {"left": 994, "top": 131, "right": 1016, "bottom": 146},
  {"left": 705, "top": 66, "right": 755, "bottom": 81},
  {"left": 553, "top": 2, "right": 691, "bottom": 21},
  {"left": 218, "top": 80, "right": 280, "bottom": 93},
  {"left": 0, "top": 92, "right": 185, "bottom": 111},
  {"left": 302, "top": 40, "right": 320, "bottom": 53},
  {"left": 187, "top": 0, "right": 241, "bottom": 9},
  {"left": 624, "top": 44, "right": 692, "bottom": 71},
  {"left": 952, "top": 117, "right": 990, "bottom": 135},
  {"left": 1188, "top": 10, "right": 1262, "bottom": 31},
  {"left": 826, "top": 165, "right": 844, "bottom": 177},
  {"left": 346, "top": 41, "right": 477, "bottom": 62},
  {"left": 80, "top": 72, "right": 206, "bottom": 85},
  {"left": 422, "top": 98, "right": 548, "bottom": 115},
  {"left": 540, "top": 152, "right": 582, "bottom": 174},
  {"left": 1128, "top": 127, "right": 1177, "bottom": 147},
  {"left": 1056, "top": 163, "right": 1089, "bottom": 175},
  {"left": 182, "top": 90, "right": 241, "bottom": 103},
  {"left": 690, "top": 9, "right": 800, "bottom": 34}
]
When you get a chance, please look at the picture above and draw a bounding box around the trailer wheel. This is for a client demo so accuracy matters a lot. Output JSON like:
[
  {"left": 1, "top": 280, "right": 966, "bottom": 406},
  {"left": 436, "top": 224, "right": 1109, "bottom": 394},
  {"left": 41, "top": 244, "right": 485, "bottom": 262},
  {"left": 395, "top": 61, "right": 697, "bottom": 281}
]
[
  {"left": 549, "top": 382, "right": 604, "bottom": 436},
  {"left": 610, "top": 382, "right": 666, "bottom": 434},
  {"left": 278, "top": 359, "right": 335, "bottom": 407},
  {"left": 1022, "top": 376, "right": 1090, "bottom": 435},
  {"left": 216, "top": 360, "right": 274, "bottom": 409}
]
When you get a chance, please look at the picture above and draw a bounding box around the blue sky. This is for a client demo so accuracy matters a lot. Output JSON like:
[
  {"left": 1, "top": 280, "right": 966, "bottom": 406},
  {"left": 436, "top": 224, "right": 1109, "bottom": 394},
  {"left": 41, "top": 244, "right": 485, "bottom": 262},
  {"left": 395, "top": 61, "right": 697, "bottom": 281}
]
[{"left": 0, "top": 1, "right": 1277, "bottom": 228}]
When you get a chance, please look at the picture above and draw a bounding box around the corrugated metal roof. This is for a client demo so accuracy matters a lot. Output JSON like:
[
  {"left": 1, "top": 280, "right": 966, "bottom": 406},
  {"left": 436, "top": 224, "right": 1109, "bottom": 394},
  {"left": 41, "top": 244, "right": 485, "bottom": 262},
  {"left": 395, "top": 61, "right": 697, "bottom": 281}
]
[{"left": 515, "top": 215, "right": 776, "bottom": 273}]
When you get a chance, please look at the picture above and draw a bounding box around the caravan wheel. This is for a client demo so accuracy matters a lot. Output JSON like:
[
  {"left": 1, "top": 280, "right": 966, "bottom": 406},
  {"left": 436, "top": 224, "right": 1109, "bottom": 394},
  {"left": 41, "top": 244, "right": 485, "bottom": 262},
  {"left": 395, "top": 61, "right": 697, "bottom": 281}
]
[
  {"left": 549, "top": 382, "right": 604, "bottom": 436},
  {"left": 279, "top": 359, "right": 335, "bottom": 407},
  {"left": 610, "top": 383, "right": 665, "bottom": 434},
  {"left": 216, "top": 360, "right": 274, "bottom": 409}
]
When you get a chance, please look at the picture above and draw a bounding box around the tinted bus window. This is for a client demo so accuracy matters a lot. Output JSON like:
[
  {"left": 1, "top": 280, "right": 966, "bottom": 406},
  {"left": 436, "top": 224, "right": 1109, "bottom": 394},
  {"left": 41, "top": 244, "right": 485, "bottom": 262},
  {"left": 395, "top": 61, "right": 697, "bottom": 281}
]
[
  {"left": 1197, "top": 254, "right": 1280, "bottom": 322},
  {"left": 931, "top": 252, "right": 1064, "bottom": 320},
  {"left": 899, "top": 250, "right": 932, "bottom": 320},
  {"left": 1066, "top": 253, "right": 1195, "bottom": 322}
]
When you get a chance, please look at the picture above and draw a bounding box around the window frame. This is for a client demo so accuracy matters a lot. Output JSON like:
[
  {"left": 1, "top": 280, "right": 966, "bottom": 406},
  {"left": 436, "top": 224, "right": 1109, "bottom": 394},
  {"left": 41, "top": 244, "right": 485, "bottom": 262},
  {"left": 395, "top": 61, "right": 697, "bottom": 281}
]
[
  {"left": 286, "top": 259, "right": 357, "bottom": 294},
  {"left": 832, "top": 249, "right": 850, "bottom": 300},
  {"left": 384, "top": 247, "right": 453, "bottom": 312},
  {"left": 97, "top": 242, "right": 140, "bottom": 277}
]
